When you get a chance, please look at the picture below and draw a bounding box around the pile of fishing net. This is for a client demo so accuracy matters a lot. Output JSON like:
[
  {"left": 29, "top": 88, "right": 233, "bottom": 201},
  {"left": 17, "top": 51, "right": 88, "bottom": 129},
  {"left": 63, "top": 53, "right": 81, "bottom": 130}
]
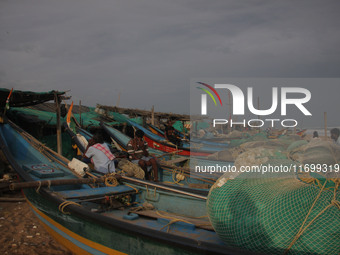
[
  {"left": 208, "top": 135, "right": 302, "bottom": 162},
  {"left": 228, "top": 133, "right": 304, "bottom": 148},
  {"left": 289, "top": 139, "right": 340, "bottom": 165},
  {"left": 117, "top": 159, "right": 145, "bottom": 179},
  {"left": 207, "top": 170, "right": 340, "bottom": 254},
  {"left": 234, "top": 147, "right": 287, "bottom": 169},
  {"left": 207, "top": 147, "right": 242, "bottom": 162}
]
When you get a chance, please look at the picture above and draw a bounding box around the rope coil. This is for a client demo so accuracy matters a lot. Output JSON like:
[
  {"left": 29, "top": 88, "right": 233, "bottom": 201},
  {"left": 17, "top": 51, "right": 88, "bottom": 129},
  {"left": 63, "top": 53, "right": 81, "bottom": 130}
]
[
  {"left": 35, "top": 181, "right": 42, "bottom": 193},
  {"left": 157, "top": 210, "right": 193, "bottom": 233},
  {"left": 104, "top": 174, "right": 118, "bottom": 187},
  {"left": 58, "top": 201, "right": 81, "bottom": 215}
]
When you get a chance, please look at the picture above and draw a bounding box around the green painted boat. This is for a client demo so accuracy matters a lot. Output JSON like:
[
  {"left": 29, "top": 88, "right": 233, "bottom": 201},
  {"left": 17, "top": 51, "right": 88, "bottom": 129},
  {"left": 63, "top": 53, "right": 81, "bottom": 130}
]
[
  {"left": 65, "top": 122, "right": 218, "bottom": 193},
  {"left": 0, "top": 119, "right": 260, "bottom": 255}
]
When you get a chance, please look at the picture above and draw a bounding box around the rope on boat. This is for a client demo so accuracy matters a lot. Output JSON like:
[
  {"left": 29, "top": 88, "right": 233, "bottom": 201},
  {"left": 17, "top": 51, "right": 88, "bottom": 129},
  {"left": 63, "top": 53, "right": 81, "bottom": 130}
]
[
  {"left": 124, "top": 184, "right": 139, "bottom": 193},
  {"left": 145, "top": 185, "right": 157, "bottom": 198},
  {"left": 47, "top": 180, "right": 51, "bottom": 189},
  {"left": 284, "top": 179, "right": 340, "bottom": 255},
  {"left": 104, "top": 174, "right": 118, "bottom": 187},
  {"left": 35, "top": 180, "right": 52, "bottom": 193},
  {"left": 160, "top": 210, "right": 209, "bottom": 220},
  {"left": 156, "top": 211, "right": 194, "bottom": 233},
  {"left": 58, "top": 201, "right": 81, "bottom": 215},
  {"left": 172, "top": 169, "right": 186, "bottom": 185},
  {"left": 35, "top": 181, "right": 41, "bottom": 193},
  {"left": 158, "top": 159, "right": 216, "bottom": 184}
]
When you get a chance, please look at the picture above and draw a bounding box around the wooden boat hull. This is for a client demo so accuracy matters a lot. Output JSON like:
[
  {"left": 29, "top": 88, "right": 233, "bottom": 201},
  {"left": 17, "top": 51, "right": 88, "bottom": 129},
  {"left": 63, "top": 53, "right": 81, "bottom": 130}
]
[
  {"left": 148, "top": 124, "right": 165, "bottom": 137},
  {"left": 0, "top": 120, "right": 258, "bottom": 255},
  {"left": 24, "top": 188, "right": 210, "bottom": 255},
  {"left": 143, "top": 135, "right": 209, "bottom": 157},
  {"left": 23, "top": 189, "right": 212, "bottom": 255}
]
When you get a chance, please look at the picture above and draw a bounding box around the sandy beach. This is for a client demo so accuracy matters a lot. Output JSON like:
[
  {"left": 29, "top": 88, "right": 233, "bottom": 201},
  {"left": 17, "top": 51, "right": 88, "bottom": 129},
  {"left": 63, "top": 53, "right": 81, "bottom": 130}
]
[{"left": 0, "top": 191, "right": 72, "bottom": 255}]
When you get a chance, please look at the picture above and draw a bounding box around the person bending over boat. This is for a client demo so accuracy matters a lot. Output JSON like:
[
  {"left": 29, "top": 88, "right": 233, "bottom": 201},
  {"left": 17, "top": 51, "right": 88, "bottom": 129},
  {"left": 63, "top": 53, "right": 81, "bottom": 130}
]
[
  {"left": 83, "top": 132, "right": 116, "bottom": 174},
  {"left": 127, "top": 130, "right": 158, "bottom": 181},
  {"left": 164, "top": 120, "right": 182, "bottom": 147}
]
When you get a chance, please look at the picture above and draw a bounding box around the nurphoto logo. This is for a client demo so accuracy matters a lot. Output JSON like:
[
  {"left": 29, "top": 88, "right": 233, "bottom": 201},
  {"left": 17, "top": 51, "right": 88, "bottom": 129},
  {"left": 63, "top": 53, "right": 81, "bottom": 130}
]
[{"left": 197, "top": 83, "right": 312, "bottom": 128}]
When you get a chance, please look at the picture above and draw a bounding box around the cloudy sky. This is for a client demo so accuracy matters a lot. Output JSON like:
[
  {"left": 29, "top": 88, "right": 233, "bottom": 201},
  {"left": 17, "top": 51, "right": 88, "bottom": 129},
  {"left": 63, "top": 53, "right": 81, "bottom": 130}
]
[{"left": 1, "top": 0, "right": 340, "bottom": 126}]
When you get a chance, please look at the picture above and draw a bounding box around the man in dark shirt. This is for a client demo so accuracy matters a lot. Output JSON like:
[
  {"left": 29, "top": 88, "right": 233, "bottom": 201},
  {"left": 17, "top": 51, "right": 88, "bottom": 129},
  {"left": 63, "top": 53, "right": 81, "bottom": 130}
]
[
  {"left": 127, "top": 130, "right": 158, "bottom": 181},
  {"left": 164, "top": 120, "right": 182, "bottom": 147}
]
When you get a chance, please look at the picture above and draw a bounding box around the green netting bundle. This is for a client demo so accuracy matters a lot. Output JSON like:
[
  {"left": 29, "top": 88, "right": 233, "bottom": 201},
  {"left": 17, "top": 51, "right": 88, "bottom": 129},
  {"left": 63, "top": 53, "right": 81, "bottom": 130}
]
[{"left": 207, "top": 170, "right": 340, "bottom": 254}]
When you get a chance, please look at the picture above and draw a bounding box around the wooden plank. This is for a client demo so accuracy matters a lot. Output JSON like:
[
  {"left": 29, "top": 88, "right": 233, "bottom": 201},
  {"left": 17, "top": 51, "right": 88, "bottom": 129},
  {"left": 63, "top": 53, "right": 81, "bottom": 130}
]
[
  {"left": 54, "top": 93, "right": 62, "bottom": 154},
  {"left": 9, "top": 177, "right": 107, "bottom": 190},
  {"left": 188, "top": 183, "right": 210, "bottom": 189},
  {"left": 58, "top": 186, "right": 137, "bottom": 199},
  {"left": 133, "top": 210, "right": 214, "bottom": 231},
  {"left": 79, "top": 100, "right": 82, "bottom": 127}
]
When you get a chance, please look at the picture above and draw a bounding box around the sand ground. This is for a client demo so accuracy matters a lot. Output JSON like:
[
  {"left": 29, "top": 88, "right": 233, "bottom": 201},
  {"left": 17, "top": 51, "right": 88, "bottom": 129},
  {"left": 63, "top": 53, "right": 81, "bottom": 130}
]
[{"left": 0, "top": 191, "right": 73, "bottom": 255}]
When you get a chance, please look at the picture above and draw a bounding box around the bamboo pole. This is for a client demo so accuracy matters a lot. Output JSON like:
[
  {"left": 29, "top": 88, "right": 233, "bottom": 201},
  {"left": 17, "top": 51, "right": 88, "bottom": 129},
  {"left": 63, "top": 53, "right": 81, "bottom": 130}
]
[
  {"left": 156, "top": 150, "right": 184, "bottom": 158},
  {"left": 9, "top": 177, "right": 107, "bottom": 190},
  {"left": 324, "top": 112, "right": 327, "bottom": 137},
  {"left": 151, "top": 105, "right": 155, "bottom": 126},
  {"left": 258, "top": 96, "right": 261, "bottom": 132},
  {"left": 228, "top": 91, "right": 231, "bottom": 133},
  {"left": 9, "top": 175, "right": 206, "bottom": 200},
  {"left": 54, "top": 93, "right": 62, "bottom": 155},
  {"left": 121, "top": 176, "right": 207, "bottom": 200},
  {"left": 116, "top": 91, "right": 121, "bottom": 107},
  {"left": 0, "top": 197, "right": 26, "bottom": 202},
  {"left": 79, "top": 100, "right": 82, "bottom": 127}
]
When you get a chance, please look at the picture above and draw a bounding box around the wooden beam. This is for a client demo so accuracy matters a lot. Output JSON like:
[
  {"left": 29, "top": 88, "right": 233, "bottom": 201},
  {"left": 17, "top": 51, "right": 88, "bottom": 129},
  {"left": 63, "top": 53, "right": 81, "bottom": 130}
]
[
  {"left": 151, "top": 105, "right": 155, "bottom": 126},
  {"left": 324, "top": 112, "right": 327, "bottom": 137},
  {"left": 96, "top": 104, "right": 197, "bottom": 121},
  {"left": 116, "top": 91, "right": 121, "bottom": 107},
  {"left": 79, "top": 100, "right": 82, "bottom": 127},
  {"left": 54, "top": 93, "right": 62, "bottom": 155}
]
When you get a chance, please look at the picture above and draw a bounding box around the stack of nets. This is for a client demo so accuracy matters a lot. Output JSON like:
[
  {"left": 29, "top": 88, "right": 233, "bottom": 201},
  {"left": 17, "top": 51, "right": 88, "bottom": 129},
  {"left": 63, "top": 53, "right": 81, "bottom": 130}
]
[
  {"left": 207, "top": 145, "right": 340, "bottom": 255},
  {"left": 289, "top": 139, "right": 340, "bottom": 166},
  {"left": 117, "top": 159, "right": 145, "bottom": 179},
  {"left": 208, "top": 136, "right": 300, "bottom": 162}
]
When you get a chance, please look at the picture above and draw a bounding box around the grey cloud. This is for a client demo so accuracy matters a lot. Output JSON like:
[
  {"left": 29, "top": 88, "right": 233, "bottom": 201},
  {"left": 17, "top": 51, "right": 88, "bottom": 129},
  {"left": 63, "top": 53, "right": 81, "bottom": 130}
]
[{"left": 0, "top": 0, "right": 340, "bottom": 127}]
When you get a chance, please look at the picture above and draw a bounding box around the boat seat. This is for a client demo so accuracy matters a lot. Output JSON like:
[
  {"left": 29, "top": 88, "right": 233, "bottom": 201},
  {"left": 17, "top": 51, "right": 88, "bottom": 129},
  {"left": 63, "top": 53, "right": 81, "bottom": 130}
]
[
  {"left": 23, "top": 163, "right": 65, "bottom": 178},
  {"left": 58, "top": 185, "right": 137, "bottom": 200}
]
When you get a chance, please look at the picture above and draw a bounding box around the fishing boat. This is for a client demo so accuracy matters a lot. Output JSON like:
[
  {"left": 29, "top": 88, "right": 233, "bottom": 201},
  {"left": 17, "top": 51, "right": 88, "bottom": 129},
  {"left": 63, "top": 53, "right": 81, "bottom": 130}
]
[
  {"left": 127, "top": 119, "right": 228, "bottom": 157},
  {"left": 101, "top": 123, "right": 228, "bottom": 186},
  {"left": 0, "top": 88, "right": 64, "bottom": 108},
  {"left": 148, "top": 123, "right": 166, "bottom": 137},
  {"left": 64, "top": 122, "right": 219, "bottom": 192},
  {"left": 100, "top": 122, "right": 232, "bottom": 167},
  {"left": 0, "top": 119, "right": 257, "bottom": 255},
  {"left": 147, "top": 123, "right": 189, "bottom": 140},
  {"left": 148, "top": 121, "right": 230, "bottom": 148},
  {"left": 147, "top": 123, "right": 229, "bottom": 148}
]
